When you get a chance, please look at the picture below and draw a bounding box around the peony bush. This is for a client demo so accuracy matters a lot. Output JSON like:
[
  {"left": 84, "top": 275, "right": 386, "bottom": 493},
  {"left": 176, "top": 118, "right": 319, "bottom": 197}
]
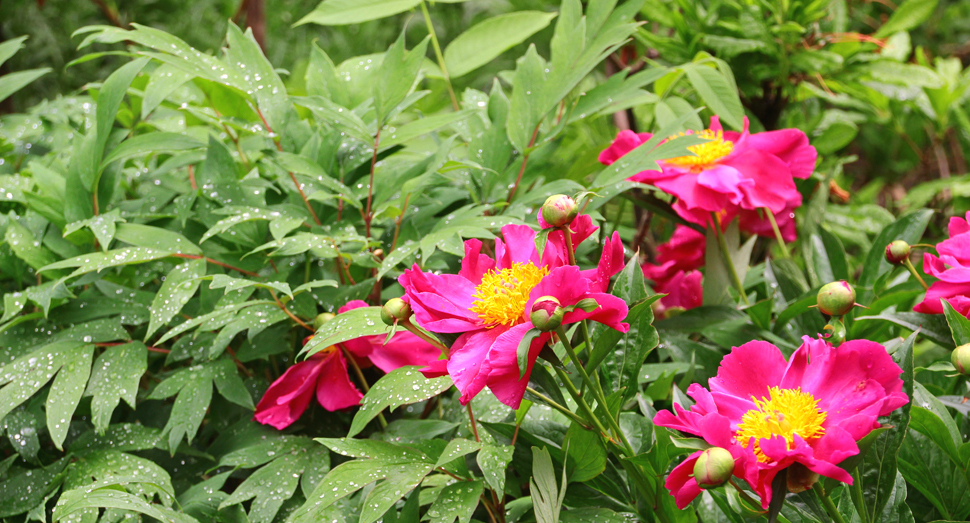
[{"left": 1, "top": 1, "right": 969, "bottom": 523}]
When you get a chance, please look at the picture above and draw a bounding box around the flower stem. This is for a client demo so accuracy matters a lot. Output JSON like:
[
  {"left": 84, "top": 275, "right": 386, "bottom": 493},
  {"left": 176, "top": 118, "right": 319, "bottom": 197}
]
[
  {"left": 711, "top": 213, "right": 750, "bottom": 305},
  {"left": 563, "top": 227, "right": 576, "bottom": 266},
  {"left": 419, "top": 0, "right": 459, "bottom": 111},
  {"left": 764, "top": 207, "right": 791, "bottom": 258},
  {"left": 525, "top": 386, "right": 592, "bottom": 429},
  {"left": 813, "top": 483, "right": 848, "bottom": 523},
  {"left": 466, "top": 404, "right": 481, "bottom": 442},
  {"left": 552, "top": 366, "right": 611, "bottom": 438},
  {"left": 554, "top": 326, "right": 636, "bottom": 457},
  {"left": 400, "top": 319, "right": 450, "bottom": 356},
  {"left": 341, "top": 347, "right": 387, "bottom": 428},
  {"left": 903, "top": 258, "right": 929, "bottom": 290}
]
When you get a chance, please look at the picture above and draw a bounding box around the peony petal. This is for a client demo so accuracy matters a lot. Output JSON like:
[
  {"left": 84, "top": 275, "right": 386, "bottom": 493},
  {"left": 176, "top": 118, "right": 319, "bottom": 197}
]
[
  {"left": 459, "top": 239, "right": 496, "bottom": 283},
  {"left": 598, "top": 130, "right": 653, "bottom": 165},
  {"left": 665, "top": 452, "right": 705, "bottom": 509},
  {"left": 484, "top": 323, "right": 551, "bottom": 409},
  {"left": 721, "top": 149, "right": 797, "bottom": 213},
  {"left": 367, "top": 331, "right": 442, "bottom": 373},
  {"left": 448, "top": 328, "right": 507, "bottom": 405},
  {"left": 315, "top": 350, "right": 363, "bottom": 411},
  {"left": 254, "top": 357, "right": 326, "bottom": 429},
  {"left": 496, "top": 224, "right": 541, "bottom": 268},
  {"left": 400, "top": 266, "right": 482, "bottom": 332},
  {"left": 739, "top": 128, "right": 817, "bottom": 179},
  {"left": 709, "top": 341, "right": 786, "bottom": 404}
]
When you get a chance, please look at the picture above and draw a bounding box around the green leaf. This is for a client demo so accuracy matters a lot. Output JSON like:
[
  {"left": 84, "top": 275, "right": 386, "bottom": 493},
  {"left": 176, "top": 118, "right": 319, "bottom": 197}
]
[
  {"left": 40, "top": 246, "right": 178, "bottom": 278},
  {"left": 507, "top": 45, "right": 548, "bottom": 152},
  {"left": 303, "top": 306, "right": 397, "bottom": 357},
  {"left": 530, "top": 446, "right": 566, "bottom": 523},
  {"left": 54, "top": 487, "right": 193, "bottom": 523},
  {"left": 359, "top": 464, "right": 433, "bottom": 523},
  {"left": 141, "top": 63, "right": 194, "bottom": 119},
  {"left": 563, "top": 422, "right": 607, "bottom": 482},
  {"left": 4, "top": 219, "right": 59, "bottom": 272},
  {"left": 296, "top": 0, "right": 422, "bottom": 26},
  {"left": 857, "top": 209, "right": 933, "bottom": 303},
  {"left": 855, "top": 311, "right": 954, "bottom": 348},
  {"left": 942, "top": 300, "right": 970, "bottom": 346},
  {"left": 684, "top": 64, "right": 744, "bottom": 130},
  {"left": 0, "top": 35, "right": 28, "bottom": 67},
  {"left": 0, "top": 341, "right": 91, "bottom": 422},
  {"left": 874, "top": 0, "right": 940, "bottom": 37},
  {"left": 101, "top": 132, "right": 206, "bottom": 168},
  {"left": 225, "top": 22, "right": 289, "bottom": 133},
  {"left": 293, "top": 461, "right": 416, "bottom": 520},
  {"left": 114, "top": 223, "right": 202, "bottom": 255},
  {"left": 94, "top": 57, "right": 151, "bottom": 188},
  {"left": 373, "top": 31, "right": 430, "bottom": 126},
  {"left": 348, "top": 366, "right": 453, "bottom": 437},
  {"left": 146, "top": 259, "right": 206, "bottom": 341},
  {"left": 908, "top": 382, "right": 963, "bottom": 464},
  {"left": 427, "top": 480, "right": 483, "bottom": 523},
  {"left": 477, "top": 443, "right": 514, "bottom": 494},
  {"left": 857, "top": 330, "right": 915, "bottom": 522},
  {"left": 317, "top": 438, "right": 432, "bottom": 462},
  {"left": 0, "top": 68, "right": 51, "bottom": 104},
  {"left": 435, "top": 439, "right": 483, "bottom": 467},
  {"left": 46, "top": 344, "right": 94, "bottom": 450},
  {"left": 0, "top": 459, "right": 67, "bottom": 518},
  {"left": 220, "top": 453, "right": 314, "bottom": 523},
  {"left": 444, "top": 12, "right": 557, "bottom": 79}
]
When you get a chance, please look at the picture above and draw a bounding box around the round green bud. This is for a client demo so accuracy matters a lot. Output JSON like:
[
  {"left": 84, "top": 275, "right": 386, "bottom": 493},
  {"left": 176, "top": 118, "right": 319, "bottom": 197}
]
[
  {"left": 952, "top": 344, "right": 970, "bottom": 375},
  {"left": 693, "top": 447, "right": 735, "bottom": 489},
  {"left": 541, "top": 194, "right": 579, "bottom": 228},
  {"left": 817, "top": 281, "right": 856, "bottom": 317},
  {"left": 312, "top": 312, "right": 335, "bottom": 330},
  {"left": 381, "top": 298, "right": 412, "bottom": 326},
  {"left": 885, "top": 240, "right": 911, "bottom": 266},
  {"left": 530, "top": 296, "right": 564, "bottom": 332}
]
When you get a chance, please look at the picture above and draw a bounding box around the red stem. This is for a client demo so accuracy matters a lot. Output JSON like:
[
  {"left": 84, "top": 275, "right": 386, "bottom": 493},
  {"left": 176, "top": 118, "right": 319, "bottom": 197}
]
[{"left": 172, "top": 253, "right": 260, "bottom": 277}]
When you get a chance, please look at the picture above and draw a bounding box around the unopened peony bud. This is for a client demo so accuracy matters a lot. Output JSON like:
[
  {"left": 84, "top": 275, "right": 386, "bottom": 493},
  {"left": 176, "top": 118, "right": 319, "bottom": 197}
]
[
  {"left": 313, "top": 312, "right": 335, "bottom": 330},
  {"left": 952, "top": 344, "right": 970, "bottom": 375},
  {"left": 817, "top": 281, "right": 856, "bottom": 317},
  {"left": 541, "top": 194, "right": 578, "bottom": 228},
  {"left": 530, "top": 296, "right": 564, "bottom": 332},
  {"left": 786, "top": 463, "right": 820, "bottom": 493},
  {"left": 885, "top": 240, "right": 911, "bottom": 265},
  {"left": 381, "top": 298, "right": 412, "bottom": 326},
  {"left": 693, "top": 447, "right": 735, "bottom": 489}
]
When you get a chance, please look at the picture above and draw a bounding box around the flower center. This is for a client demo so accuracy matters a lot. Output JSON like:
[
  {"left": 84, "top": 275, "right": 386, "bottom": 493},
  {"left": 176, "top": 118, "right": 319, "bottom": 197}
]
[
  {"left": 664, "top": 129, "right": 734, "bottom": 172},
  {"left": 470, "top": 262, "right": 549, "bottom": 328},
  {"left": 736, "top": 387, "right": 826, "bottom": 463}
]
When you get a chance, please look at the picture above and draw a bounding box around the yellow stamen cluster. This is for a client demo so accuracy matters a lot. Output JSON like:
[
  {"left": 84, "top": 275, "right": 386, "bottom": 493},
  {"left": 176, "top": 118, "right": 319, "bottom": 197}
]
[
  {"left": 470, "top": 262, "right": 549, "bottom": 328},
  {"left": 664, "top": 129, "right": 734, "bottom": 171},
  {"left": 736, "top": 387, "right": 826, "bottom": 463}
]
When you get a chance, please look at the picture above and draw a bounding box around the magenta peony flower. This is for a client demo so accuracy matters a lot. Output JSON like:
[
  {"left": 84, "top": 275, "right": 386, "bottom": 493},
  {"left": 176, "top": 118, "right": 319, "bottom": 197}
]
[
  {"left": 654, "top": 270, "right": 703, "bottom": 318},
  {"left": 401, "top": 222, "right": 629, "bottom": 408},
  {"left": 914, "top": 212, "right": 970, "bottom": 316},
  {"left": 598, "top": 117, "right": 814, "bottom": 233},
  {"left": 642, "top": 224, "right": 706, "bottom": 284},
  {"left": 653, "top": 337, "right": 908, "bottom": 509},
  {"left": 254, "top": 301, "right": 439, "bottom": 429}
]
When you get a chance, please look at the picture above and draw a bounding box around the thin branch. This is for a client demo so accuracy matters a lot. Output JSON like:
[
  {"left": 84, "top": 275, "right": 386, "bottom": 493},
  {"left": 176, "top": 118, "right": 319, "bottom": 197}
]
[
  {"left": 252, "top": 104, "right": 322, "bottom": 226},
  {"left": 269, "top": 289, "right": 314, "bottom": 332},
  {"left": 172, "top": 253, "right": 260, "bottom": 277},
  {"left": 505, "top": 124, "right": 542, "bottom": 204}
]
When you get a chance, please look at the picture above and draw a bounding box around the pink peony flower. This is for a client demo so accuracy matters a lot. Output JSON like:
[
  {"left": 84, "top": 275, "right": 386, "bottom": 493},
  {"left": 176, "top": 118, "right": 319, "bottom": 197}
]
[
  {"left": 653, "top": 337, "right": 908, "bottom": 509},
  {"left": 914, "top": 212, "right": 970, "bottom": 316},
  {"left": 654, "top": 270, "right": 703, "bottom": 318},
  {"left": 400, "top": 221, "right": 629, "bottom": 409},
  {"left": 254, "top": 301, "right": 440, "bottom": 430},
  {"left": 598, "top": 117, "right": 814, "bottom": 234},
  {"left": 642, "top": 225, "right": 706, "bottom": 284}
]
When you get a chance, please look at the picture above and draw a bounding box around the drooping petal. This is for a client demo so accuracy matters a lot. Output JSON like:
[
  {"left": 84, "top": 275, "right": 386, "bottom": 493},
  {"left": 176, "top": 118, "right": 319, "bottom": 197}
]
[
  {"left": 526, "top": 265, "right": 629, "bottom": 332},
  {"left": 315, "top": 350, "right": 363, "bottom": 411},
  {"left": 484, "top": 323, "right": 550, "bottom": 409},
  {"left": 254, "top": 356, "right": 327, "bottom": 429},
  {"left": 738, "top": 127, "right": 817, "bottom": 179},
  {"left": 664, "top": 452, "right": 705, "bottom": 509},
  {"left": 580, "top": 231, "right": 626, "bottom": 293},
  {"left": 721, "top": 149, "right": 797, "bottom": 213},
  {"left": 447, "top": 328, "right": 507, "bottom": 405}
]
